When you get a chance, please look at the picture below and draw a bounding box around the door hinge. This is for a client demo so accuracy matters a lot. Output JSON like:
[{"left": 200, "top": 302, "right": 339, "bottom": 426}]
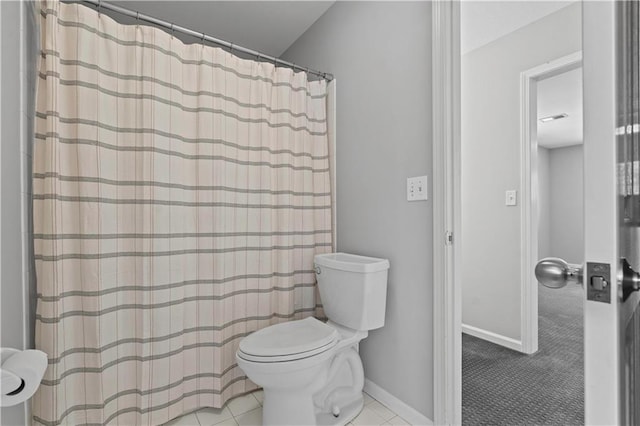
[{"left": 445, "top": 231, "right": 453, "bottom": 245}]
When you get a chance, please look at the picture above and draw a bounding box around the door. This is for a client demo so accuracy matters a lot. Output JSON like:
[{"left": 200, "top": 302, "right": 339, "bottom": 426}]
[
  {"left": 536, "top": 2, "right": 640, "bottom": 424},
  {"left": 616, "top": 1, "right": 640, "bottom": 423}
]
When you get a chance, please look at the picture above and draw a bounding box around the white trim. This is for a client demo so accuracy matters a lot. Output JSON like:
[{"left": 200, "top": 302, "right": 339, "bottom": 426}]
[
  {"left": 461, "top": 324, "right": 523, "bottom": 353},
  {"left": 363, "top": 379, "right": 433, "bottom": 426},
  {"left": 327, "top": 79, "right": 337, "bottom": 251},
  {"left": 20, "top": 0, "right": 28, "bottom": 352},
  {"left": 432, "top": 1, "right": 461, "bottom": 425},
  {"left": 519, "top": 51, "right": 582, "bottom": 355},
  {"left": 19, "top": 1, "right": 32, "bottom": 421},
  {"left": 0, "top": 0, "right": 3, "bottom": 370}
]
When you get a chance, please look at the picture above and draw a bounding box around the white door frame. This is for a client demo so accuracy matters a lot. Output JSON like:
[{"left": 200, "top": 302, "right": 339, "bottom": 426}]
[
  {"left": 519, "top": 51, "right": 582, "bottom": 355},
  {"left": 432, "top": 1, "right": 460, "bottom": 425}
]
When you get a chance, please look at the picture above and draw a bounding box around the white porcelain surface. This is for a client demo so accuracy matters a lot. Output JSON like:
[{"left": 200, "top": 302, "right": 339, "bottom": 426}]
[
  {"left": 239, "top": 317, "right": 338, "bottom": 358},
  {"left": 234, "top": 253, "right": 389, "bottom": 426},
  {"left": 314, "top": 253, "right": 390, "bottom": 273},
  {"left": 235, "top": 322, "right": 364, "bottom": 425},
  {"left": 315, "top": 253, "right": 389, "bottom": 330}
]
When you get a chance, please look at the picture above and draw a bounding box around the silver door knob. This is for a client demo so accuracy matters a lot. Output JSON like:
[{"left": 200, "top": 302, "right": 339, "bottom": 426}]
[{"left": 535, "top": 257, "right": 583, "bottom": 289}]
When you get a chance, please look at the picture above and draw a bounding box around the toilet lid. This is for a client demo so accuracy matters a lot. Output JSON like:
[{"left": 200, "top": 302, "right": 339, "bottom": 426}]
[{"left": 238, "top": 317, "right": 339, "bottom": 361}]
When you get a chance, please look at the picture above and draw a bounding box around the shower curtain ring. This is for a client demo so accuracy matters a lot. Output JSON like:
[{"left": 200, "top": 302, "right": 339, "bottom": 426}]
[
  {"left": 170, "top": 23, "right": 174, "bottom": 38},
  {"left": 136, "top": 12, "right": 140, "bottom": 27},
  {"left": 97, "top": 0, "right": 101, "bottom": 16},
  {"left": 201, "top": 32, "right": 206, "bottom": 45}
]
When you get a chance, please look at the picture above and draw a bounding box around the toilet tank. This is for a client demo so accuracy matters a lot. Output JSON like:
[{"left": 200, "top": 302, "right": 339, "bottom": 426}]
[{"left": 314, "top": 253, "right": 390, "bottom": 330}]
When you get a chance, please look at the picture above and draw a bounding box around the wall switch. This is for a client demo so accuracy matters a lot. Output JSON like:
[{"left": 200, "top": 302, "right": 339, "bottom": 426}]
[
  {"left": 407, "top": 176, "right": 428, "bottom": 201},
  {"left": 505, "top": 190, "right": 517, "bottom": 206}
]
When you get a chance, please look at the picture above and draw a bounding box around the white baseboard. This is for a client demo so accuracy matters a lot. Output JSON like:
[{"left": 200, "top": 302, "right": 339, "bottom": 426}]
[
  {"left": 462, "top": 323, "right": 524, "bottom": 352},
  {"left": 363, "top": 379, "right": 433, "bottom": 426}
]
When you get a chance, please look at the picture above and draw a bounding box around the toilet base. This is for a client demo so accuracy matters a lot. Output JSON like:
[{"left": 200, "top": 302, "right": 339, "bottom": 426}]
[
  {"left": 316, "top": 396, "right": 364, "bottom": 426},
  {"left": 237, "top": 322, "right": 370, "bottom": 426},
  {"left": 261, "top": 390, "right": 364, "bottom": 426}
]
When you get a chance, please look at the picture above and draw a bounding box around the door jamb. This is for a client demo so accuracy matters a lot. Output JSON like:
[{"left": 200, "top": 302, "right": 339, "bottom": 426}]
[
  {"left": 432, "top": 1, "right": 460, "bottom": 425},
  {"left": 519, "top": 51, "right": 583, "bottom": 355}
]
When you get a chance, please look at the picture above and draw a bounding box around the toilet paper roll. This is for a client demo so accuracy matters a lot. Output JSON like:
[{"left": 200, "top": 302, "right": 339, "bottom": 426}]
[{"left": 0, "top": 350, "right": 48, "bottom": 407}]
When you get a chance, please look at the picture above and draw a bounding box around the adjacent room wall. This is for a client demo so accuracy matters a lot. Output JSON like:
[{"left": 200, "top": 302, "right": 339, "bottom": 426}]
[
  {"left": 538, "top": 147, "right": 551, "bottom": 259},
  {"left": 549, "top": 145, "right": 584, "bottom": 264},
  {"left": 1, "top": 1, "right": 38, "bottom": 424},
  {"left": 461, "top": 2, "right": 581, "bottom": 341},
  {"left": 283, "top": 2, "right": 433, "bottom": 419}
]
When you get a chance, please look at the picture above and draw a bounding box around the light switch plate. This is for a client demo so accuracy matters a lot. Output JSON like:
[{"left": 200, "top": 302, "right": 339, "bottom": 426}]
[
  {"left": 505, "top": 190, "right": 517, "bottom": 206},
  {"left": 407, "top": 176, "right": 428, "bottom": 201}
]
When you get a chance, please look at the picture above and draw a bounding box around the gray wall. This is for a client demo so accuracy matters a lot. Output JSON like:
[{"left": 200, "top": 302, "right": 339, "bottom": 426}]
[
  {"left": 1, "top": 2, "right": 26, "bottom": 424},
  {"left": 461, "top": 3, "right": 581, "bottom": 341},
  {"left": 538, "top": 144, "right": 583, "bottom": 264},
  {"left": 538, "top": 147, "right": 551, "bottom": 259},
  {"left": 549, "top": 145, "right": 583, "bottom": 264},
  {"left": 1, "top": 1, "right": 38, "bottom": 424},
  {"left": 283, "top": 2, "right": 433, "bottom": 418}
]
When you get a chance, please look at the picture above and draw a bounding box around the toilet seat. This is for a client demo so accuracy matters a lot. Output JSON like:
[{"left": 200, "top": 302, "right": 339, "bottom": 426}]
[{"left": 238, "top": 317, "right": 339, "bottom": 363}]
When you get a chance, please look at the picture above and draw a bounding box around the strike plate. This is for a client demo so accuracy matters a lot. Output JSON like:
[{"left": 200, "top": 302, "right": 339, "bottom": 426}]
[{"left": 586, "top": 262, "right": 611, "bottom": 304}]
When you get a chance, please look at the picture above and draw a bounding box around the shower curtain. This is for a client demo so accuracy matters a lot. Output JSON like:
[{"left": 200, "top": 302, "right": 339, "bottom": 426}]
[{"left": 33, "top": 1, "right": 333, "bottom": 424}]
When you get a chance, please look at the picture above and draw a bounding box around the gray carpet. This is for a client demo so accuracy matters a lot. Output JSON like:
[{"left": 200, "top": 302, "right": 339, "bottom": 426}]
[{"left": 462, "top": 284, "right": 584, "bottom": 426}]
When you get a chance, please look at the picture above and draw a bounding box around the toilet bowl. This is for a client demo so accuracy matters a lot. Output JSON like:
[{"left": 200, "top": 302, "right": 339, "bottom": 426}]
[{"left": 236, "top": 253, "right": 390, "bottom": 426}]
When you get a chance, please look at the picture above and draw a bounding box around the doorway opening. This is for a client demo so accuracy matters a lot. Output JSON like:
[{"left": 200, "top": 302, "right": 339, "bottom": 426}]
[
  {"left": 433, "top": 2, "right": 634, "bottom": 425},
  {"left": 461, "top": 55, "right": 585, "bottom": 425},
  {"left": 457, "top": 3, "right": 585, "bottom": 422}
]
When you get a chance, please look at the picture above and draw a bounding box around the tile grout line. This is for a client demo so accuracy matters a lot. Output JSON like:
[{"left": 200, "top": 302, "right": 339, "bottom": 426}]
[{"left": 196, "top": 389, "right": 404, "bottom": 426}]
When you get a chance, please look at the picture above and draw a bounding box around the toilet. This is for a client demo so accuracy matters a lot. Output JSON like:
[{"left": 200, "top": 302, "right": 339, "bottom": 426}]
[{"left": 236, "top": 252, "right": 390, "bottom": 426}]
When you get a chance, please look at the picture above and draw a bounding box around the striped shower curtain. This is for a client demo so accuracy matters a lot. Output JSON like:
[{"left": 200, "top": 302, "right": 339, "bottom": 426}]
[{"left": 33, "top": 1, "right": 333, "bottom": 424}]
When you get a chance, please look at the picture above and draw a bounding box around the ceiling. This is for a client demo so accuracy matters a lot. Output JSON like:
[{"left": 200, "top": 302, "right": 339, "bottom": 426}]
[
  {"left": 461, "top": 1, "right": 574, "bottom": 54},
  {"left": 537, "top": 67, "right": 583, "bottom": 149},
  {"left": 461, "top": 0, "right": 582, "bottom": 148},
  {"left": 109, "top": 1, "right": 335, "bottom": 57}
]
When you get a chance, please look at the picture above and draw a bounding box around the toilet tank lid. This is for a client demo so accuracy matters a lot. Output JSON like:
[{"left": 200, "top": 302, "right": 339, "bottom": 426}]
[{"left": 314, "top": 253, "right": 390, "bottom": 273}]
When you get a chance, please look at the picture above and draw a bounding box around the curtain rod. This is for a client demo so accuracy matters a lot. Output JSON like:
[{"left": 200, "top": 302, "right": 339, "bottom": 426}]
[{"left": 78, "top": 0, "right": 333, "bottom": 81}]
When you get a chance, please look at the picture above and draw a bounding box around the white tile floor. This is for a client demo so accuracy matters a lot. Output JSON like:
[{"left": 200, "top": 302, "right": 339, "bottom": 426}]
[{"left": 164, "top": 389, "right": 411, "bottom": 426}]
